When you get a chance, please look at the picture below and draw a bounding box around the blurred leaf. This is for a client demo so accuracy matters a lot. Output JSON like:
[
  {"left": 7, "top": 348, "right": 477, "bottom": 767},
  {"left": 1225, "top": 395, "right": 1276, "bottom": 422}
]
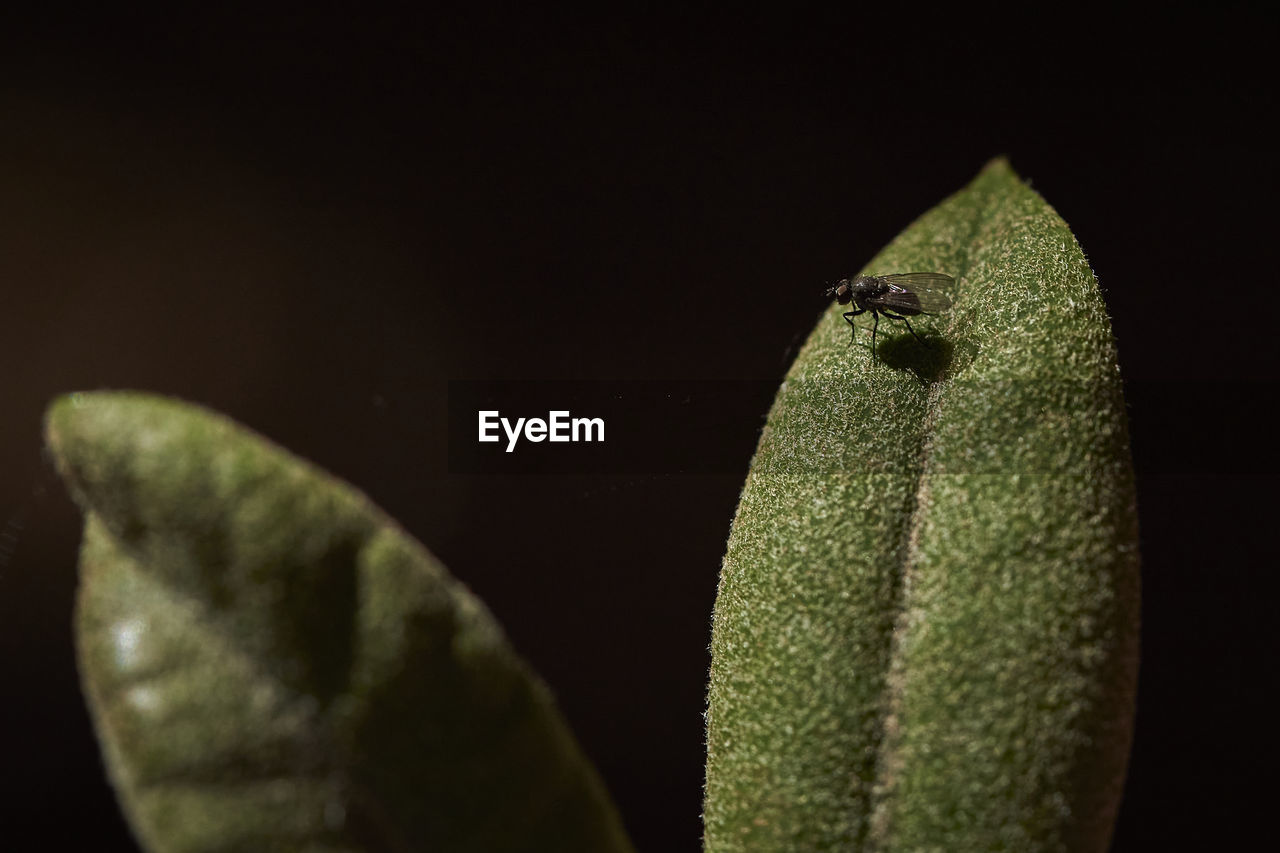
[
  {"left": 46, "top": 392, "right": 634, "bottom": 853},
  {"left": 704, "top": 159, "right": 1140, "bottom": 852}
]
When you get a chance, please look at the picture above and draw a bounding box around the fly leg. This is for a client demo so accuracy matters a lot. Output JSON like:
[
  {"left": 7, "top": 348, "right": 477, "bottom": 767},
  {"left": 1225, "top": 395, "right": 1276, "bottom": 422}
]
[
  {"left": 869, "top": 310, "right": 880, "bottom": 360},
  {"left": 841, "top": 308, "right": 866, "bottom": 344},
  {"left": 880, "top": 310, "right": 927, "bottom": 346}
]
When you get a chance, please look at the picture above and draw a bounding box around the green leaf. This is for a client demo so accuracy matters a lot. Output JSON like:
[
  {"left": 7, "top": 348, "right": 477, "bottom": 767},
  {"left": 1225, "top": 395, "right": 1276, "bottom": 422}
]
[
  {"left": 703, "top": 159, "right": 1140, "bottom": 852},
  {"left": 45, "top": 392, "right": 634, "bottom": 853}
]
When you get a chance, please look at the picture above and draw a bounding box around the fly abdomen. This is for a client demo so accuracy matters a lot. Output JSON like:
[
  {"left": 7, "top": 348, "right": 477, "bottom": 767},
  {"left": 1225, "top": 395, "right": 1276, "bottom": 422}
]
[{"left": 871, "top": 288, "right": 924, "bottom": 315}]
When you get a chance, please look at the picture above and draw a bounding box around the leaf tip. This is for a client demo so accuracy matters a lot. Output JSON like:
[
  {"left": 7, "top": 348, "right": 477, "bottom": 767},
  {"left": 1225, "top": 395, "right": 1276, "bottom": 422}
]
[
  {"left": 980, "top": 154, "right": 1015, "bottom": 175},
  {"left": 44, "top": 391, "right": 92, "bottom": 468},
  {"left": 43, "top": 390, "right": 151, "bottom": 507}
]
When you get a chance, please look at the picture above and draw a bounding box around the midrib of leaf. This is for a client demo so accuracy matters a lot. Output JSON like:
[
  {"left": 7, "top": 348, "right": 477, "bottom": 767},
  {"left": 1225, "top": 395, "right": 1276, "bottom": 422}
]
[
  {"left": 79, "top": 511, "right": 416, "bottom": 853},
  {"left": 705, "top": 161, "right": 1010, "bottom": 851},
  {"left": 864, "top": 166, "right": 1004, "bottom": 848}
]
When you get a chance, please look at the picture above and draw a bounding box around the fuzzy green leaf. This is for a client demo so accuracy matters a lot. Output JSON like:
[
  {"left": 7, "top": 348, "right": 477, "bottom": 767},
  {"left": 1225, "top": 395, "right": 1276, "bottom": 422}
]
[
  {"left": 46, "top": 392, "right": 634, "bottom": 853},
  {"left": 704, "top": 159, "right": 1140, "bottom": 852}
]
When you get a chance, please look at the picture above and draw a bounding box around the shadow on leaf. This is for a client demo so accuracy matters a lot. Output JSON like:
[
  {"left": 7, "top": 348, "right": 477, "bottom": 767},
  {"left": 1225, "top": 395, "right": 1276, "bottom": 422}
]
[{"left": 876, "top": 333, "right": 953, "bottom": 384}]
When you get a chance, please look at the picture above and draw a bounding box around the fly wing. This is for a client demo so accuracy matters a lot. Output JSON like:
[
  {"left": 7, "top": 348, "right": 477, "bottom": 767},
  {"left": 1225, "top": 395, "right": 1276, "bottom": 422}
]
[{"left": 883, "top": 273, "right": 954, "bottom": 312}]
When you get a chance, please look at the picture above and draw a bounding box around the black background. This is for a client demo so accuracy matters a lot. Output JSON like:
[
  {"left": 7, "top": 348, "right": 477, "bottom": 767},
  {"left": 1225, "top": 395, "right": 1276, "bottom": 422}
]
[{"left": 2, "top": 7, "right": 1275, "bottom": 851}]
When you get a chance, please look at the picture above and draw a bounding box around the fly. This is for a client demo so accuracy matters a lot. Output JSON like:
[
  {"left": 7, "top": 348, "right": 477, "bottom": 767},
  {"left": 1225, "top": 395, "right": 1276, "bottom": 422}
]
[{"left": 825, "top": 272, "right": 954, "bottom": 359}]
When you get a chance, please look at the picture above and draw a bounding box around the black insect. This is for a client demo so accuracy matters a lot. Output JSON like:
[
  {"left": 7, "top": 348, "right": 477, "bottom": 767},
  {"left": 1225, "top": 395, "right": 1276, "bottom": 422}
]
[{"left": 825, "top": 272, "right": 954, "bottom": 358}]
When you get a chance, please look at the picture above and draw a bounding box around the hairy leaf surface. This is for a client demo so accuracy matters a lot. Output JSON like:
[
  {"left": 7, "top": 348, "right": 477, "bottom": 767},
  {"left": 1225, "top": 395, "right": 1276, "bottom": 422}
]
[
  {"left": 704, "top": 159, "right": 1140, "bottom": 852},
  {"left": 47, "top": 392, "right": 634, "bottom": 853}
]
